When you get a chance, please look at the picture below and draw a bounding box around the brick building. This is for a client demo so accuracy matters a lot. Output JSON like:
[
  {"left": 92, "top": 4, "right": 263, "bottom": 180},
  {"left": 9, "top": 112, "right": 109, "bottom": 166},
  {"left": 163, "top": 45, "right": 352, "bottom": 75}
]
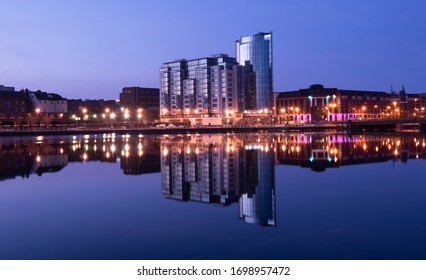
[
  {"left": 119, "top": 87, "right": 159, "bottom": 123},
  {"left": 275, "top": 84, "right": 426, "bottom": 123},
  {"left": 0, "top": 86, "right": 30, "bottom": 126}
]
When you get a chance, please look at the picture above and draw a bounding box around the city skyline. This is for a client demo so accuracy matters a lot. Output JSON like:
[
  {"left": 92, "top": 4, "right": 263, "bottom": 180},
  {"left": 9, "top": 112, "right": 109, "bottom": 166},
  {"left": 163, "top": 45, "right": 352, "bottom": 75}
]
[{"left": 1, "top": 0, "right": 426, "bottom": 100}]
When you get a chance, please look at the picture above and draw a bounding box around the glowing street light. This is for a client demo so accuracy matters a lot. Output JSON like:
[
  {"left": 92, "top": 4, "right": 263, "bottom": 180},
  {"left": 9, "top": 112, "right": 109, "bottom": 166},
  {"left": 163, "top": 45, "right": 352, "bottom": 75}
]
[
  {"left": 295, "top": 107, "right": 300, "bottom": 123},
  {"left": 35, "top": 108, "right": 41, "bottom": 127},
  {"left": 137, "top": 113, "right": 143, "bottom": 127}
]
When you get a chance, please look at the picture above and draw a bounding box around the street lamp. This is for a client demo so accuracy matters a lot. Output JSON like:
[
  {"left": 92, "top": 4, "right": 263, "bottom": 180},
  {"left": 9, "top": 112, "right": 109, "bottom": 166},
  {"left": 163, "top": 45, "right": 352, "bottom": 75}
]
[
  {"left": 328, "top": 103, "right": 337, "bottom": 121},
  {"left": 280, "top": 108, "right": 287, "bottom": 124},
  {"left": 123, "top": 108, "right": 130, "bottom": 125},
  {"left": 104, "top": 108, "right": 110, "bottom": 127},
  {"left": 289, "top": 107, "right": 294, "bottom": 123},
  {"left": 137, "top": 113, "right": 142, "bottom": 127},
  {"left": 137, "top": 108, "right": 143, "bottom": 127},
  {"left": 295, "top": 107, "right": 300, "bottom": 123},
  {"left": 225, "top": 109, "right": 234, "bottom": 126},
  {"left": 110, "top": 112, "right": 116, "bottom": 128},
  {"left": 35, "top": 108, "right": 41, "bottom": 128},
  {"left": 392, "top": 101, "right": 399, "bottom": 118},
  {"left": 81, "top": 107, "right": 88, "bottom": 127}
]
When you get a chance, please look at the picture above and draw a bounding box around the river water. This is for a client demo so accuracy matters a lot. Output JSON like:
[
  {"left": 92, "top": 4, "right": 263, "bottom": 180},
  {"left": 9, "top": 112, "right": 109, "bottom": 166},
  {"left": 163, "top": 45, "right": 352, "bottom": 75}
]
[{"left": 0, "top": 132, "right": 425, "bottom": 259}]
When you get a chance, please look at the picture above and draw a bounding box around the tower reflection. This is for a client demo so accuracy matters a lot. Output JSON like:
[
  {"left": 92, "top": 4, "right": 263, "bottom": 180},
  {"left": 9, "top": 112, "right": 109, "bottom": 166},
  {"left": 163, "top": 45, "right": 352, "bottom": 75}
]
[{"left": 160, "top": 134, "right": 276, "bottom": 227}]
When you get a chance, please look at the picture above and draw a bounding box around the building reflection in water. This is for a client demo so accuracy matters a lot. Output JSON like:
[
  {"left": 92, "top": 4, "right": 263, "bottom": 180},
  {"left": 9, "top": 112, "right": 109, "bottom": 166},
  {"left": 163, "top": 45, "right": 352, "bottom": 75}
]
[
  {"left": 275, "top": 134, "right": 426, "bottom": 171},
  {"left": 0, "top": 133, "right": 161, "bottom": 181},
  {"left": 1, "top": 132, "right": 426, "bottom": 227},
  {"left": 160, "top": 134, "right": 276, "bottom": 227}
]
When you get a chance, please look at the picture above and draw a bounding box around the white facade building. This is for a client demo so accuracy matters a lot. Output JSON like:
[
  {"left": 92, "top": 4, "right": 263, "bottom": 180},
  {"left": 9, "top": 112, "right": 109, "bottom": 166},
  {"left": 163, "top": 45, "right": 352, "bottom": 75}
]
[{"left": 29, "top": 91, "right": 67, "bottom": 113}]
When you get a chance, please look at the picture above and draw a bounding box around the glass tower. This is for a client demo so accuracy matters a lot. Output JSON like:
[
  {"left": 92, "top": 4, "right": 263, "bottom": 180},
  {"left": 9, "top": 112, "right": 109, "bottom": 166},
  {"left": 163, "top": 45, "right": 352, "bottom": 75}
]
[{"left": 236, "top": 32, "right": 273, "bottom": 110}]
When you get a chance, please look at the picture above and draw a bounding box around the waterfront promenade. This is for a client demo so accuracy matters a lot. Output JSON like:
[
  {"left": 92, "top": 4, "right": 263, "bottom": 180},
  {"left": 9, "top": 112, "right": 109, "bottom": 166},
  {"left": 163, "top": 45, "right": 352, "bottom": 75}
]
[
  {"left": 0, "top": 123, "right": 339, "bottom": 137},
  {"left": 1, "top": 118, "right": 426, "bottom": 137}
]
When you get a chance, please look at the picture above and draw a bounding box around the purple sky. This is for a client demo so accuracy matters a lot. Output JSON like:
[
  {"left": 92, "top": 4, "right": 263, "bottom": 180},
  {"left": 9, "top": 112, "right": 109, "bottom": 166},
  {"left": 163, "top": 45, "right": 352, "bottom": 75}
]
[{"left": 1, "top": 0, "right": 425, "bottom": 99}]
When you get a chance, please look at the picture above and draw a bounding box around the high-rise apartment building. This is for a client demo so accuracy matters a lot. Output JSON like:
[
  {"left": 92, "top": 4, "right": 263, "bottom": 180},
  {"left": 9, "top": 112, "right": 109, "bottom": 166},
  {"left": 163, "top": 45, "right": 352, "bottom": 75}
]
[
  {"left": 236, "top": 32, "right": 273, "bottom": 110},
  {"left": 160, "top": 32, "right": 273, "bottom": 125},
  {"left": 160, "top": 54, "right": 245, "bottom": 125}
]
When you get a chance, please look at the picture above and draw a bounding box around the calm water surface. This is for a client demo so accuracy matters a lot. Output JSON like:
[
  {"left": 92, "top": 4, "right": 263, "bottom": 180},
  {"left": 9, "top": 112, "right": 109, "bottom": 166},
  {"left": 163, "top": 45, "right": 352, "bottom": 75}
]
[{"left": 0, "top": 132, "right": 425, "bottom": 259}]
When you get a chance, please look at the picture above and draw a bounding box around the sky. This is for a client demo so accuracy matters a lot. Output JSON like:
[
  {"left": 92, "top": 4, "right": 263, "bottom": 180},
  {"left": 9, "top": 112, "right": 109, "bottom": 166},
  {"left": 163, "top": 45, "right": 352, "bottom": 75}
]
[{"left": 1, "top": 0, "right": 425, "bottom": 99}]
